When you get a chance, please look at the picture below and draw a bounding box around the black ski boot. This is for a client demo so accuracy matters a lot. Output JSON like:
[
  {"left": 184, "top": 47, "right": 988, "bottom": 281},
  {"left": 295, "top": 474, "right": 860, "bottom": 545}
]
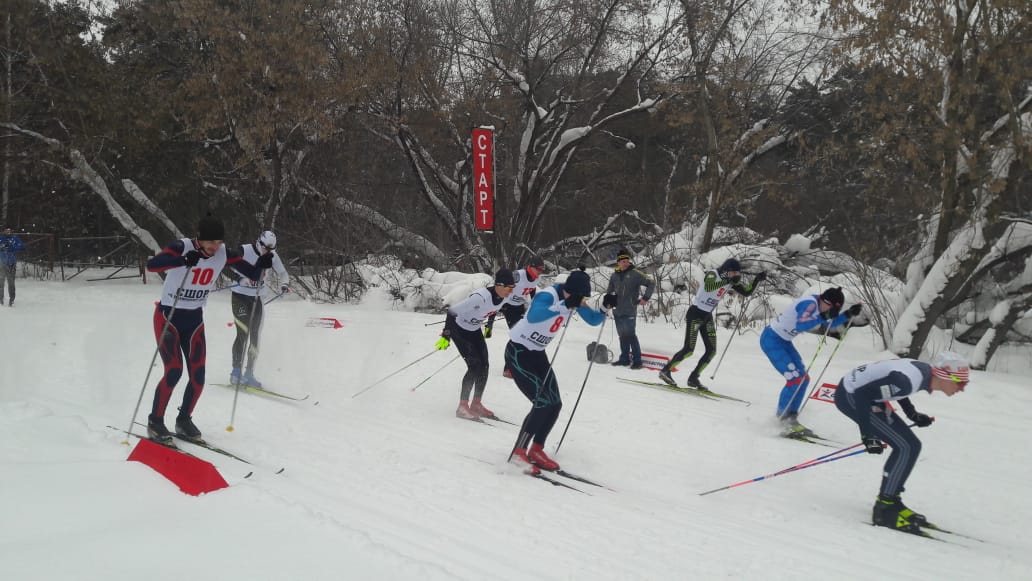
[
  {"left": 147, "top": 414, "right": 174, "bottom": 445},
  {"left": 872, "top": 495, "right": 923, "bottom": 534},
  {"left": 686, "top": 374, "right": 710, "bottom": 391},
  {"left": 175, "top": 415, "right": 203, "bottom": 442}
]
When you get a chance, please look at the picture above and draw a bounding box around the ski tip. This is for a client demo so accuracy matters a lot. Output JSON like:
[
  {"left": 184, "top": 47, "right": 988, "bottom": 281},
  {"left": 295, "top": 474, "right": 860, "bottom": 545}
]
[{"left": 243, "top": 471, "right": 254, "bottom": 479}]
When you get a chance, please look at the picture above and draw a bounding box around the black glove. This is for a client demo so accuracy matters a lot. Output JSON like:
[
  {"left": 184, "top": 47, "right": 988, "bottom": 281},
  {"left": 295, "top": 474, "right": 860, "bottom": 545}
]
[
  {"left": 280, "top": 284, "right": 290, "bottom": 294},
  {"left": 603, "top": 293, "right": 619, "bottom": 309},
  {"left": 906, "top": 411, "right": 934, "bottom": 428},
  {"left": 183, "top": 250, "right": 202, "bottom": 267},
  {"left": 862, "top": 436, "right": 884, "bottom": 454},
  {"left": 564, "top": 294, "right": 584, "bottom": 309},
  {"left": 256, "top": 252, "right": 274, "bottom": 269},
  {"left": 752, "top": 272, "right": 767, "bottom": 284},
  {"left": 845, "top": 304, "right": 862, "bottom": 318}
]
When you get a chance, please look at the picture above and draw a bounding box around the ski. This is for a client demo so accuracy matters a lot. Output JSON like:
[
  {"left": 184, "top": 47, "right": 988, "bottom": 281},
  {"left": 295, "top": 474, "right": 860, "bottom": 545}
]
[
  {"left": 923, "top": 522, "right": 985, "bottom": 542},
  {"left": 107, "top": 425, "right": 255, "bottom": 478},
  {"left": 617, "top": 377, "right": 722, "bottom": 401},
  {"left": 479, "top": 414, "right": 519, "bottom": 426},
  {"left": 865, "top": 522, "right": 952, "bottom": 543},
  {"left": 782, "top": 434, "right": 840, "bottom": 448},
  {"left": 457, "top": 415, "right": 492, "bottom": 425},
  {"left": 695, "top": 389, "right": 751, "bottom": 406},
  {"left": 552, "top": 469, "right": 612, "bottom": 491},
  {"left": 129, "top": 422, "right": 286, "bottom": 474},
  {"left": 212, "top": 382, "right": 310, "bottom": 402},
  {"left": 531, "top": 471, "right": 588, "bottom": 494}
]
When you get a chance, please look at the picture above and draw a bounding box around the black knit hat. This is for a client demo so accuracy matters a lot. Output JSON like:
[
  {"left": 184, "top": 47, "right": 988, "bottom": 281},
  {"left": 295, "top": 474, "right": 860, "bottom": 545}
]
[
  {"left": 564, "top": 270, "right": 591, "bottom": 297},
  {"left": 197, "top": 215, "right": 225, "bottom": 241},
  {"left": 820, "top": 287, "right": 845, "bottom": 307},
  {"left": 494, "top": 268, "right": 516, "bottom": 286},
  {"left": 718, "top": 258, "right": 741, "bottom": 276},
  {"left": 527, "top": 255, "right": 545, "bottom": 270}
]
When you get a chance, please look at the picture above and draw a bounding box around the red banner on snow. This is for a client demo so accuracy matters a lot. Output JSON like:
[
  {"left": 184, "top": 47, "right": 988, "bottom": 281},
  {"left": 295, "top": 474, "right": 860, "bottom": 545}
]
[{"left": 472, "top": 127, "right": 495, "bottom": 232}]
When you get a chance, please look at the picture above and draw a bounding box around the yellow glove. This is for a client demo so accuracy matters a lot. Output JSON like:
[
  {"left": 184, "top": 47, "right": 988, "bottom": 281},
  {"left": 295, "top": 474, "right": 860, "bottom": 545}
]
[
  {"left": 435, "top": 336, "right": 451, "bottom": 350},
  {"left": 483, "top": 325, "right": 493, "bottom": 339}
]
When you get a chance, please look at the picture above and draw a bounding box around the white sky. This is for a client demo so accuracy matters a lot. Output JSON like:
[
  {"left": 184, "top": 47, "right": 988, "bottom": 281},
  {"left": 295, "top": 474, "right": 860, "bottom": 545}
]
[{"left": 1, "top": 274, "right": 1030, "bottom": 580}]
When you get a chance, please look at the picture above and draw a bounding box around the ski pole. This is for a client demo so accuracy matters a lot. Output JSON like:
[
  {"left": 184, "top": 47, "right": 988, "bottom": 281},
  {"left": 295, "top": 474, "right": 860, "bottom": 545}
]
[
  {"left": 554, "top": 316, "right": 608, "bottom": 455},
  {"left": 264, "top": 288, "right": 287, "bottom": 305},
  {"left": 123, "top": 266, "right": 192, "bottom": 445},
  {"left": 410, "top": 354, "right": 461, "bottom": 392},
  {"left": 213, "top": 283, "right": 240, "bottom": 293},
  {"left": 352, "top": 350, "right": 439, "bottom": 398},
  {"left": 699, "top": 446, "right": 866, "bottom": 496},
  {"left": 798, "top": 320, "right": 854, "bottom": 414},
  {"left": 228, "top": 274, "right": 266, "bottom": 432},
  {"left": 777, "top": 322, "right": 833, "bottom": 421},
  {"left": 709, "top": 290, "right": 757, "bottom": 380},
  {"left": 424, "top": 319, "right": 446, "bottom": 326}
]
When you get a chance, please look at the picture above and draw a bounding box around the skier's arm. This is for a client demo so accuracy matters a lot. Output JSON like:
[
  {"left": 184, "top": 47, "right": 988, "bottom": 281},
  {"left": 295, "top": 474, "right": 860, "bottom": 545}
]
[
  {"left": 702, "top": 272, "right": 724, "bottom": 292},
  {"left": 146, "top": 240, "right": 187, "bottom": 272},
  {"left": 525, "top": 291, "right": 559, "bottom": 323},
  {"left": 272, "top": 252, "right": 289, "bottom": 286},
  {"left": 225, "top": 247, "right": 263, "bottom": 282},
  {"left": 576, "top": 303, "right": 606, "bottom": 326},
  {"left": 792, "top": 300, "right": 826, "bottom": 334}
]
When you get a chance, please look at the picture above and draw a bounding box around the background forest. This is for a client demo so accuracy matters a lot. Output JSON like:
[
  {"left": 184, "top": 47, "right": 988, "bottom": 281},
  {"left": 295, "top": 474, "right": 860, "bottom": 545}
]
[{"left": 2, "top": 0, "right": 1031, "bottom": 365}]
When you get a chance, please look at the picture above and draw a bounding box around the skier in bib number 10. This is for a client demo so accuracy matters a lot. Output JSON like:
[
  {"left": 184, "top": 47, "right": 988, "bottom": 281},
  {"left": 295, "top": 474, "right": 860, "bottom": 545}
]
[{"left": 143, "top": 215, "right": 271, "bottom": 444}]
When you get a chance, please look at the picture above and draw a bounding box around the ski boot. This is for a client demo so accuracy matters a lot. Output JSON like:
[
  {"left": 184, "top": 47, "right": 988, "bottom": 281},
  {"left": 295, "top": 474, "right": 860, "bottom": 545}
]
[
  {"left": 241, "top": 371, "right": 263, "bottom": 389},
  {"left": 686, "top": 374, "right": 710, "bottom": 391},
  {"left": 510, "top": 448, "right": 540, "bottom": 475},
  {"left": 469, "top": 399, "right": 495, "bottom": 419},
  {"left": 175, "top": 415, "right": 203, "bottom": 441},
  {"left": 658, "top": 368, "right": 677, "bottom": 387},
  {"left": 528, "top": 442, "right": 560, "bottom": 471},
  {"left": 780, "top": 412, "right": 816, "bottom": 438},
  {"left": 872, "top": 495, "right": 923, "bottom": 534},
  {"left": 456, "top": 401, "right": 478, "bottom": 420},
  {"left": 230, "top": 367, "right": 242, "bottom": 385},
  {"left": 147, "top": 414, "right": 174, "bottom": 445}
]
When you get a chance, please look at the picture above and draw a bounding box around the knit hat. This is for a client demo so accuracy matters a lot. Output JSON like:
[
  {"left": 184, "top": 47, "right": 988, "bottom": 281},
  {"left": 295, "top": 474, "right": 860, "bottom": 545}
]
[
  {"left": 494, "top": 268, "right": 515, "bottom": 287},
  {"left": 819, "top": 287, "right": 845, "bottom": 307},
  {"left": 198, "top": 215, "right": 225, "bottom": 241},
  {"left": 717, "top": 258, "right": 741, "bottom": 276},
  {"left": 563, "top": 270, "right": 591, "bottom": 297},
  {"left": 931, "top": 351, "right": 971, "bottom": 383},
  {"left": 616, "top": 248, "right": 632, "bottom": 261},
  {"left": 527, "top": 255, "right": 545, "bottom": 270}
]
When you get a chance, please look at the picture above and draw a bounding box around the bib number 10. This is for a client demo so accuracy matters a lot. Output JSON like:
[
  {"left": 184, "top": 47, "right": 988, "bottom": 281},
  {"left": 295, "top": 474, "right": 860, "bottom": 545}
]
[{"left": 189, "top": 268, "right": 215, "bottom": 286}]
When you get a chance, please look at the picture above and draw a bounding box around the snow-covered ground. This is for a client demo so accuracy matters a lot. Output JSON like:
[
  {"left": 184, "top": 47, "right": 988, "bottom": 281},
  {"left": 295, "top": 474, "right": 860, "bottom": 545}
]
[{"left": 2, "top": 274, "right": 1030, "bottom": 580}]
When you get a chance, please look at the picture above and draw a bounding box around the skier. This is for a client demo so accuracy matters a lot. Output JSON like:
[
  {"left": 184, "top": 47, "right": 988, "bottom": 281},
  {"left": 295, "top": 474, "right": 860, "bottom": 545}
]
[
  {"left": 435, "top": 269, "right": 517, "bottom": 419},
  {"left": 834, "top": 352, "right": 969, "bottom": 535},
  {"left": 658, "top": 258, "right": 764, "bottom": 389},
  {"left": 0, "top": 225, "right": 27, "bottom": 307},
  {"left": 760, "top": 287, "right": 860, "bottom": 437},
  {"left": 229, "top": 230, "right": 290, "bottom": 388},
  {"left": 483, "top": 256, "right": 547, "bottom": 377},
  {"left": 606, "top": 247, "right": 655, "bottom": 369},
  {"left": 504, "top": 269, "right": 616, "bottom": 473},
  {"left": 144, "top": 216, "right": 271, "bottom": 443}
]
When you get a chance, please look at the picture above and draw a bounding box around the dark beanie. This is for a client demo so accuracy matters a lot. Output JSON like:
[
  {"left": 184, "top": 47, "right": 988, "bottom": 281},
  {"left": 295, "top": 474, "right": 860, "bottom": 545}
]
[
  {"left": 564, "top": 270, "right": 591, "bottom": 297},
  {"left": 198, "top": 215, "right": 225, "bottom": 241},
  {"left": 494, "top": 268, "right": 515, "bottom": 286},
  {"left": 527, "top": 255, "right": 545, "bottom": 270},
  {"left": 718, "top": 258, "right": 741, "bottom": 275},
  {"left": 820, "top": 287, "right": 845, "bottom": 306},
  {"left": 616, "top": 248, "right": 632, "bottom": 261}
]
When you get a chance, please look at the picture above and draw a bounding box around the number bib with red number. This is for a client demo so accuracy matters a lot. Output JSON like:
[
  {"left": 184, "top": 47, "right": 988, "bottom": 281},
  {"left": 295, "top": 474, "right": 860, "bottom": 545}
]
[
  {"left": 158, "top": 238, "right": 227, "bottom": 309},
  {"left": 509, "top": 287, "right": 573, "bottom": 351}
]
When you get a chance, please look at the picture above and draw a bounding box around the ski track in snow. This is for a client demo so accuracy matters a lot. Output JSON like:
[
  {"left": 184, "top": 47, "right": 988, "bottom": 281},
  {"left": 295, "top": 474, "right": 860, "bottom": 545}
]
[{"left": 1, "top": 277, "right": 1029, "bottom": 580}]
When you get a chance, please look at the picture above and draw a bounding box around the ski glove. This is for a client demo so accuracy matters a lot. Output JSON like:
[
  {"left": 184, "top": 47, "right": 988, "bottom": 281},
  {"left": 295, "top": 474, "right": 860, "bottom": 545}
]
[
  {"left": 256, "top": 252, "right": 275, "bottom": 269},
  {"left": 280, "top": 284, "right": 290, "bottom": 293},
  {"left": 906, "top": 411, "right": 934, "bottom": 428},
  {"left": 483, "top": 324, "right": 493, "bottom": 339},
  {"left": 435, "top": 336, "right": 451, "bottom": 351},
  {"left": 183, "top": 250, "right": 202, "bottom": 267},
  {"left": 564, "top": 294, "right": 584, "bottom": 309},
  {"left": 846, "top": 304, "right": 863, "bottom": 318},
  {"left": 603, "top": 293, "right": 619, "bottom": 309},
  {"left": 862, "top": 436, "right": 884, "bottom": 454}
]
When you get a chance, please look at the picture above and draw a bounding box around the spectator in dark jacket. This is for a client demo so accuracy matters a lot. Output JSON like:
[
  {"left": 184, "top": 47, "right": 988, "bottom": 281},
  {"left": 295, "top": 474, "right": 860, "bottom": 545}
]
[
  {"left": 605, "top": 248, "right": 655, "bottom": 369},
  {"left": 0, "top": 225, "right": 27, "bottom": 307}
]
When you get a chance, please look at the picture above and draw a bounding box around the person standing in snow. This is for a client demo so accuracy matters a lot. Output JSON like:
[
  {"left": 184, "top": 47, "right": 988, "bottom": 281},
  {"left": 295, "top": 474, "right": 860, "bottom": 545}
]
[
  {"left": 144, "top": 216, "right": 271, "bottom": 443},
  {"left": 760, "top": 287, "right": 860, "bottom": 437},
  {"left": 606, "top": 247, "right": 655, "bottom": 369},
  {"left": 834, "top": 352, "right": 969, "bottom": 535},
  {"left": 228, "top": 230, "right": 290, "bottom": 389},
  {"left": 483, "top": 256, "right": 547, "bottom": 377},
  {"left": 658, "top": 258, "right": 763, "bottom": 390},
  {"left": 0, "top": 225, "right": 27, "bottom": 307},
  {"left": 436, "top": 269, "right": 517, "bottom": 419},
  {"left": 504, "top": 269, "right": 617, "bottom": 473}
]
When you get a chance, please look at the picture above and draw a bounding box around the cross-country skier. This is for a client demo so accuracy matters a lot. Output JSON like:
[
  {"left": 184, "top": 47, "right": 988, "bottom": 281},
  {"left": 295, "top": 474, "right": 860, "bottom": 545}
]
[
  {"left": 760, "top": 287, "right": 860, "bottom": 437},
  {"left": 834, "top": 352, "right": 969, "bottom": 535},
  {"left": 483, "top": 256, "right": 547, "bottom": 377},
  {"left": 229, "top": 230, "right": 290, "bottom": 388},
  {"left": 435, "top": 269, "right": 517, "bottom": 419},
  {"left": 504, "top": 269, "right": 616, "bottom": 473},
  {"left": 658, "top": 258, "right": 764, "bottom": 390},
  {"left": 144, "top": 216, "right": 271, "bottom": 443}
]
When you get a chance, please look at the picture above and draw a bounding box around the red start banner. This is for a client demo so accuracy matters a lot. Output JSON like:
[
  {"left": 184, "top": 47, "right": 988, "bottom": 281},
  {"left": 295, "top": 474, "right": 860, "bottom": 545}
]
[{"left": 472, "top": 127, "right": 494, "bottom": 231}]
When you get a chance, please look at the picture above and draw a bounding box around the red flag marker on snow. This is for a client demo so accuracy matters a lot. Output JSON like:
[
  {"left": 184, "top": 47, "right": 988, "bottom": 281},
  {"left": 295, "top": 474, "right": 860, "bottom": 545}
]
[
  {"left": 306, "top": 317, "right": 343, "bottom": 329},
  {"left": 127, "top": 439, "right": 228, "bottom": 496}
]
